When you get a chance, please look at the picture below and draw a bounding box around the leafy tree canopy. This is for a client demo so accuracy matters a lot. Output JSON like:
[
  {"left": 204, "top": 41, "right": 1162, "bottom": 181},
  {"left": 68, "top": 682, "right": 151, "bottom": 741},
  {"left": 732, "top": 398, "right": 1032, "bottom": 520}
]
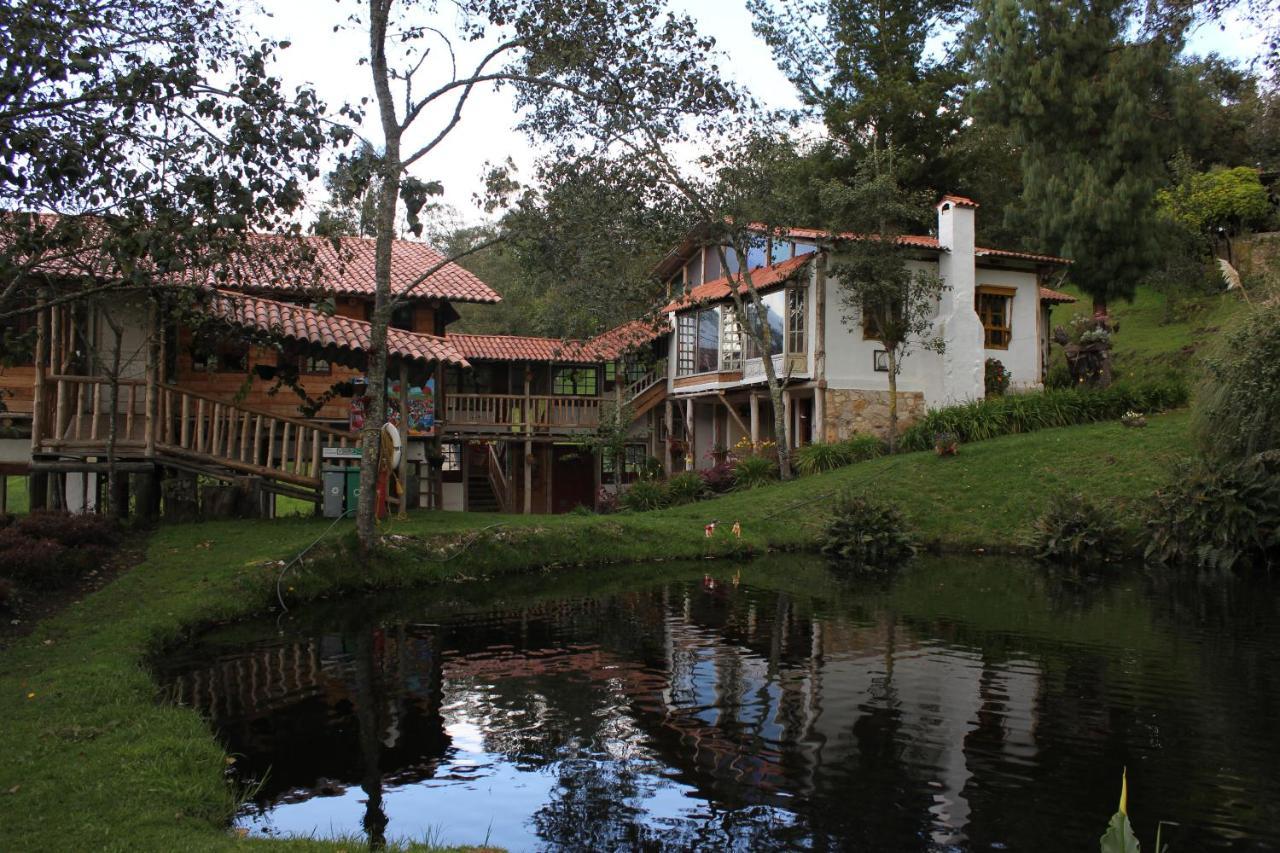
[
  {"left": 0, "top": 0, "right": 334, "bottom": 315},
  {"left": 1157, "top": 165, "right": 1273, "bottom": 236}
]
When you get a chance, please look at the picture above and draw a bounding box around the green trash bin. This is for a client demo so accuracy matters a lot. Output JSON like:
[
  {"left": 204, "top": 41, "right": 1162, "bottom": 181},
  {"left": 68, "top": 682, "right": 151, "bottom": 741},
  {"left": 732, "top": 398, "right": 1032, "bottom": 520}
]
[{"left": 344, "top": 468, "right": 362, "bottom": 515}]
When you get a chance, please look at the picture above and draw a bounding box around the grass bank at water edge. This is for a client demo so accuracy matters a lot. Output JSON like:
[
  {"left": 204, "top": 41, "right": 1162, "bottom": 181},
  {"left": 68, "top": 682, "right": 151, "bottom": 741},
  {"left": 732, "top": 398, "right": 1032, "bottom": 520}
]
[{"left": 0, "top": 412, "right": 1191, "bottom": 851}]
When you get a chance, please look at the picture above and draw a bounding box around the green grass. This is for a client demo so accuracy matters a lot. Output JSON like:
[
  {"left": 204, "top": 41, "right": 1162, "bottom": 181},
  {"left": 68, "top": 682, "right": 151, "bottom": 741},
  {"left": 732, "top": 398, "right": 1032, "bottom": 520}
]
[
  {"left": 1047, "top": 284, "right": 1246, "bottom": 383},
  {"left": 3, "top": 475, "right": 28, "bottom": 514},
  {"left": 0, "top": 412, "right": 1193, "bottom": 851}
]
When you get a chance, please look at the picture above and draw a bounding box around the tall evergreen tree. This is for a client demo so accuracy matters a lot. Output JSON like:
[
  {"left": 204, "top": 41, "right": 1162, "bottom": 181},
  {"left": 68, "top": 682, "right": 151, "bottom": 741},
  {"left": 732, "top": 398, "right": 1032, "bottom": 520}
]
[
  {"left": 968, "top": 0, "right": 1189, "bottom": 314},
  {"left": 749, "top": 0, "right": 968, "bottom": 197}
]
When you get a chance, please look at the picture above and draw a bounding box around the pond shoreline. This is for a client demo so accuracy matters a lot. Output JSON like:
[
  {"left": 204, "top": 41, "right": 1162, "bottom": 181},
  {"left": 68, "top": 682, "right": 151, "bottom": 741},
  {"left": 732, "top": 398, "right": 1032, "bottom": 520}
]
[{"left": 0, "top": 414, "right": 1191, "bottom": 851}]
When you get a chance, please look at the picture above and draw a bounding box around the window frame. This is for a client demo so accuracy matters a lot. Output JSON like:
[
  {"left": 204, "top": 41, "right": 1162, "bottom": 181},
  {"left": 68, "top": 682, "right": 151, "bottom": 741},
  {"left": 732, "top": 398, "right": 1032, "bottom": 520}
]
[
  {"left": 551, "top": 366, "right": 599, "bottom": 396},
  {"left": 976, "top": 285, "right": 1016, "bottom": 350},
  {"left": 786, "top": 286, "right": 806, "bottom": 356}
]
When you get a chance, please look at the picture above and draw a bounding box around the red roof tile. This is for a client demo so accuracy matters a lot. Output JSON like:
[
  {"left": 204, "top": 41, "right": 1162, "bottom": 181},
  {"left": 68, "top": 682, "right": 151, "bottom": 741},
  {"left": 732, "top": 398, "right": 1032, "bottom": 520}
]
[
  {"left": 938, "top": 194, "right": 979, "bottom": 209},
  {"left": 588, "top": 318, "right": 668, "bottom": 359},
  {"left": 3, "top": 214, "right": 501, "bottom": 304},
  {"left": 208, "top": 291, "right": 469, "bottom": 366},
  {"left": 223, "top": 234, "right": 502, "bottom": 304},
  {"left": 446, "top": 333, "right": 599, "bottom": 363},
  {"left": 661, "top": 255, "right": 814, "bottom": 313},
  {"left": 1039, "top": 286, "right": 1077, "bottom": 304}
]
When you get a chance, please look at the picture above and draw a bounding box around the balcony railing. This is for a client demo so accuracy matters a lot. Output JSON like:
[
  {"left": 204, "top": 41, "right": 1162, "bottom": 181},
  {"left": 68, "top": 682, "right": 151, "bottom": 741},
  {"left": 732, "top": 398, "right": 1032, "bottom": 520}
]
[{"left": 445, "top": 393, "right": 602, "bottom": 433}]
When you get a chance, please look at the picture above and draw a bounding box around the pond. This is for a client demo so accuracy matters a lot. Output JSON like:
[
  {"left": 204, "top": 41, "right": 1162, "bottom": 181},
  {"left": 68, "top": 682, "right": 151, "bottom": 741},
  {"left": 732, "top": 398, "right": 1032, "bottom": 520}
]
[{"left": 154, "top": 555, "right": 1280, "bottom": 852}]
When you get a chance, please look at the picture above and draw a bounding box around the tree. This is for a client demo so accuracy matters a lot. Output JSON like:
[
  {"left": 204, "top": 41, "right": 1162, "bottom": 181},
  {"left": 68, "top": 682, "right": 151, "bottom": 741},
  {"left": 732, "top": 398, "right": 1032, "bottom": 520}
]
[
  {"left": 349, "top": 0, "right": 729, "bottom": 551},
  {"left": 0, "top": 0, "right": 332, "bottom": 323},
  {"left": 749, "top": 0, "right": 969, "bottom": 198},
  {"left": 823, "top": 153, "right": 946, "bottom": 452},
  {"left": 1157, "top": 165, "right": 1272, "bottom": 240},
  {"left": 967, "top": 0, "right": 1188, "bottom": 315},
  {"left": 313, "top": 143, "right": 381, "bottom": 238}
]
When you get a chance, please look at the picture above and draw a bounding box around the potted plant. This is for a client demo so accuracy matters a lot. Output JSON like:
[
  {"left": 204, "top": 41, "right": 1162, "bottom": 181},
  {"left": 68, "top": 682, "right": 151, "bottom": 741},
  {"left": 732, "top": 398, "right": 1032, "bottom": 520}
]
[
  {"left": 1120, "top": 410, "right": 1147, "bottom": 429},
  {"left": 934, "top": 431, "right": 960, "bottom": 456}
]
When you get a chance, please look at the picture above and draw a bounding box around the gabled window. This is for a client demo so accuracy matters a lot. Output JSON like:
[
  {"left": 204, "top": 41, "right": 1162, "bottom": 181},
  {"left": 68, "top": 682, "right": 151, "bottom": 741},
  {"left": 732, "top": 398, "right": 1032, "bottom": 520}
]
[
  {"left": 976, "top": 286, "right": 1015, "bottom": 349},
  {"left": 677, "top": 308, "right": 721, "bottom": 376}
]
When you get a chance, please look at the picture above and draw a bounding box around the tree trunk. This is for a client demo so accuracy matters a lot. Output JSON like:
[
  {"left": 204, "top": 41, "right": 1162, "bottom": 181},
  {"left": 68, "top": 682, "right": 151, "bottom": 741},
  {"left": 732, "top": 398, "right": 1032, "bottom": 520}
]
[
  {"left": 717, "top": 245, "right": 791, "bottom": 478},
  {"left": 885, "top": 347, "right": 898, "bottom": 455},
  {"left": 356, "top": 0, "right": 404, "bottom": 554}
]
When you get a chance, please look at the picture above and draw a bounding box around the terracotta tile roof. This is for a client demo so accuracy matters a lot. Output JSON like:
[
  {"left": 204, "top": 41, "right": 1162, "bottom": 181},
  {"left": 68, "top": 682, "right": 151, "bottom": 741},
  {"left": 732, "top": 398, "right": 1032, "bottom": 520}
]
[
  {"left": 2, "top": 214, "right": 502, "bottom": 304},
  {"left": 772, "top": 225, "right": 1071, "bottom": 265},
  {"left": 222, "top": 234, "right": 502, "bottom": 304},
  {"left": 660, "top": 254, "right": 814, "bottom": 313},
  {"left": 938, "top": 194, "right": 980, "bottom": 208},
  {"left": 445, "top": 333, "right": 599, "bottom": 363},
  {"left": 208, "top": 290, "right": 469, "bottom": 366},
  {"left": 588, "top": 317, "right": 668, "bottom": 358},
  {"left": 1039, "top": 286, "right": 1078, "bottom": 304}
]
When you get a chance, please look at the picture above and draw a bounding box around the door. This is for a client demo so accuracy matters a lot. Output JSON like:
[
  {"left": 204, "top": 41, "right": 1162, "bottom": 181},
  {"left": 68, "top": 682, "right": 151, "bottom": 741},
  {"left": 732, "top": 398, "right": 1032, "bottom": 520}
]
[{"left": 550, "top": 444, "right": 595, "bottom": 513}]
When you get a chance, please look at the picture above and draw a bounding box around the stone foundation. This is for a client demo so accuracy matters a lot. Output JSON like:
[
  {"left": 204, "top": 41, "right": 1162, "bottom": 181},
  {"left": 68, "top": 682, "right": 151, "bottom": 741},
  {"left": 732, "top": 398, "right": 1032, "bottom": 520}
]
[{"left": 822, "top": 388, "right": 925, "bottom": 442}]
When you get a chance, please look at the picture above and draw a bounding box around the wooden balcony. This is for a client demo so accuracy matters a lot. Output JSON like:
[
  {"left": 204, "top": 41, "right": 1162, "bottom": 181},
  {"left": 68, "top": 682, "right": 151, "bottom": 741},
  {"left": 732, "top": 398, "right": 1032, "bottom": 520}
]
[{"left": 444, "top": 393, "right": 603, "bottom": 435}]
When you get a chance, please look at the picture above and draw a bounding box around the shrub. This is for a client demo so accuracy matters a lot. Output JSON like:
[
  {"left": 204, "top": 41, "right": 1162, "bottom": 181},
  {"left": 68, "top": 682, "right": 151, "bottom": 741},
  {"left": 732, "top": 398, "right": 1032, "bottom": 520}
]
[
  {"left": 1193, "top": 302, "right": 1280, "bottom": 461},
  {"left": 1044, "top": 362, "right": 1073, "bottom": 390},
  {"left": 0, "top": 576, "right": 13, "bottom": 610},
  {"left": 568, "top": 504, "right": 595, "bottom": 517},
  {"left": 820, "top": 492, "right": 917, "bottom": 570},
  {"left": 666, "top": 472, "right": 710, "bottom": 505},
  {"left": 985, "top": 357, "right": 1011, "bottom": 396},
  {"left": 0, "top": 533, "right": 70, "bottom": 589},
  {"left": 794, "top": 442, "right": 854, "bottom": 476},
  {"left": 844, "top": 434, "right": 885, "bottom": 462},
  {"left": 1032, "top": 494, "right": 1128, "bottom": 564},
  {"left": 14, "top": 510, "right": 118, "bottom": 549},
  {"left": 733, "top": 455, "right": 778, "bottom": 489},
  {"left": 1145, "top": 455, "right": 1280, "bottom": 574},
  {"left": 619, "top": 479, "right": 670, "bottom": 512},
  {"left": 594, "top": 487, "right": 620, "bottom": 515},
  {"left": 699, "top": 461, "right": 736, "bottom": 494},
  {"left": 898, "top": 381, "right": 1189, "bottom": 451}
]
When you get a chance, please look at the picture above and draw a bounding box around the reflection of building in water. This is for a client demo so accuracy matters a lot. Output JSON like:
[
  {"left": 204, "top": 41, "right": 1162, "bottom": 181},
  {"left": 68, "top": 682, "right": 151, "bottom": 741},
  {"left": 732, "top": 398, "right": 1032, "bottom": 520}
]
[{"left": 160, "top": 582, "right": 1046, "bottom": 846}]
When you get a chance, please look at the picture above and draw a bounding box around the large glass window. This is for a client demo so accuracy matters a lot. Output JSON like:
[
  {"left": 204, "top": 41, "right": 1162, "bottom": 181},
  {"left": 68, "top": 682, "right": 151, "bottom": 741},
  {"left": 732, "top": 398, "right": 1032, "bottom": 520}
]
[
  {"left": 703, "top": 249, "right": 722, "bottom": 282},
  {"left": 745, "top": 241, "right": 768, "bottom": 271},
  {"left": 787, "top": 287, "right": 806, "bottom": 355},
  {"left": 722, "top": 247, "right": 741, "bottom": 274},
  {"left": 676, "top": 313, "right": 696, "bottom": 376},
  {"left": 552, "top": 367, "right": 598, "bottom": 396},
  {"left": 684, "top": 255, "right": 703, "bottom": 287},
  {"left": 770, "top": 240, "right": 793, "bottom": 264},
  {"left": 745, "top": 290, "right": 785, "bottom": 358},
  {"left": 697, "top": 308, "right": 720, "bottom": 373}
]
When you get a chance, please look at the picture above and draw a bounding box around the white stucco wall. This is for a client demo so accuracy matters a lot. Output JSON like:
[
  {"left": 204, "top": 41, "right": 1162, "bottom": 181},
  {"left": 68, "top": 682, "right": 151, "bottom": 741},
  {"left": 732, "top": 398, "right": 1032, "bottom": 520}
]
[
  {"left": 822, "top": 258, "right": 943, "bottom": 403},
  {"left": 975, "top": 267, "right": 1044, "bottom": 390}
]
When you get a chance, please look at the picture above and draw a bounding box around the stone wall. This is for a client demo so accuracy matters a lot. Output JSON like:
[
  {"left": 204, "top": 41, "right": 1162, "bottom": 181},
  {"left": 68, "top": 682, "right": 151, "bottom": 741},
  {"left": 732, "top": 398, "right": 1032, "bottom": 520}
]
[{"left": 822, "top": 388, "right": 925, "bottom": 442}]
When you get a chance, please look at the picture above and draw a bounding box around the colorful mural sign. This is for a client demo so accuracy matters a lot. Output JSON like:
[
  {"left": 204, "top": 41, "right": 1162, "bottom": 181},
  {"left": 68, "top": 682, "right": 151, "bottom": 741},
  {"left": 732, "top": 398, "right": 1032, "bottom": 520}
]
[{"left": 348, "top": 377, "right": 436, "bottom": 437}]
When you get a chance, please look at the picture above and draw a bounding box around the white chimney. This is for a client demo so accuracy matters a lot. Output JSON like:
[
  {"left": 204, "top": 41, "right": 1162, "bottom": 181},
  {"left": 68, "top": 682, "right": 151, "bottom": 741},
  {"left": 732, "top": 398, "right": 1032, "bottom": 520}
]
[{"left": 934, "top": 195, "right": 984, "bottom": 404}]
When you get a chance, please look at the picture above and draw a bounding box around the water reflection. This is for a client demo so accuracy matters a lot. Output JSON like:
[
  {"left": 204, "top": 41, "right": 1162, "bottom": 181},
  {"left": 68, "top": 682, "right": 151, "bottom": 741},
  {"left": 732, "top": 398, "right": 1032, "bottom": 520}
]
[{"left": 156, "top": 557, "right": 1280, "bottom": 851}]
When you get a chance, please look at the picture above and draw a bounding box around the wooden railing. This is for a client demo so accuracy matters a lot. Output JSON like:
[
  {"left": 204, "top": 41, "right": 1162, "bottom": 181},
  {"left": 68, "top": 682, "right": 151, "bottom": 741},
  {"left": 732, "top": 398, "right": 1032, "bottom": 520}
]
[
  {"left": 44, "top": 374, "right": 149, "bottom": 449},
  {"left": 445, "top": 393, "right": 602, "bottom": 432},
  {"left": 155, "top": 385, "right": 355, "bottom": 488},
  {"left": 486, "top": 442, "right": 510, "bottom": 513}
]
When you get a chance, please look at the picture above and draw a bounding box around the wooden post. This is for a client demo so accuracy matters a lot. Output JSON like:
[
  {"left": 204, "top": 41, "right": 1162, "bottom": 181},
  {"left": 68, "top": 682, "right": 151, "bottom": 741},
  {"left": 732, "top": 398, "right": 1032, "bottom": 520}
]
[
  {"left": 432, "top": 361, "right": 444, "bottom": 511},
  {"left": 749, "top": 393, "right": 760, "bottom": 447},
  {"left": 397, "top": 360, "right": 411, "bottom": 512},
  {"left": 145, "top": 299, "right": 159, "bottom": 457},
  {"left": 663, "top": 400, "right": 674, "bottom": 475},
  {"left": 718, "top": 391, "right": 750, "bottom": 440},
  {"left": 523, "top": 439, "right": 533, "bottom": 515},
  {"left": 523, "top": 366, "right": 532, "bottom": 436},
  {"left": 30, "top": 292, "right": 47, "bottom": 454}
]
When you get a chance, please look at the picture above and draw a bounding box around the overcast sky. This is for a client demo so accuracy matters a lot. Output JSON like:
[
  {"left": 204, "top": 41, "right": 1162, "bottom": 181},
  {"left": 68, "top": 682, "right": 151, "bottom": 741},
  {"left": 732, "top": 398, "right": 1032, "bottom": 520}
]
[{"left": 253, "top": 0, "right": 1271, "bottom": 228}]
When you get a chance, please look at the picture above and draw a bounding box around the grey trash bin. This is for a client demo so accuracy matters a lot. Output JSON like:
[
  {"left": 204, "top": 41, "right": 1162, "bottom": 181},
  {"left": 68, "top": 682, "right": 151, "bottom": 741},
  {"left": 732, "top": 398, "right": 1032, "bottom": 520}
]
[{"left": 322, "top": 466, "right": 347, "bottom": 518}]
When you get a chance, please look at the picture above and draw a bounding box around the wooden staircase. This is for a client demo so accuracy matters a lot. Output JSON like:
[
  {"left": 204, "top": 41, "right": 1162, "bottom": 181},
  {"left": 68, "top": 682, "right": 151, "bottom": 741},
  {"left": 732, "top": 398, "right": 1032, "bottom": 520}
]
[
  {"left": 624, "top": 370, "right": 668, "bottom": 419},
  {"left": 34, "top": 376, "right": 359, "bottom": 503}
]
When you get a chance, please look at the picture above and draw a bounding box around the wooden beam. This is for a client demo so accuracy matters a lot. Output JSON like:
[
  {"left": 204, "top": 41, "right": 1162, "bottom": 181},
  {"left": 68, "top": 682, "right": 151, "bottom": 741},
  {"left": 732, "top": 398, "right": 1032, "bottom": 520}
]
[
  {"left": 398, "top": 361, "right": 411, "bottom": 513},
  {"left": 523, "top": 438, "right": 533, "bottom": 514},
  {"left": 717, "top": 392, "right": 750, "bottom": 440}
]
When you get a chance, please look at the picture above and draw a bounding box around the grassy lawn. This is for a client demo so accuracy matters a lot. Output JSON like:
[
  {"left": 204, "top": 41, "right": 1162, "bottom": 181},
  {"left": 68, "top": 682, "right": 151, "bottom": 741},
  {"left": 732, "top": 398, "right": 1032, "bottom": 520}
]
[
  {"left": 1047, "top": 284, "right": 1245, "bottom": 384},
  {"left": 0, "top": 412, "right": 1192, "bottom": 851}
]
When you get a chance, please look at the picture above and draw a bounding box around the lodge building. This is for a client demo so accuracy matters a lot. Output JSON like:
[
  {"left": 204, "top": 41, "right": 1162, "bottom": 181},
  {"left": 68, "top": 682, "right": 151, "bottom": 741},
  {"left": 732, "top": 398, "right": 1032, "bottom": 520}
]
[{"left": 0, "top": 195, "right": 1072, "bottom": 516}]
